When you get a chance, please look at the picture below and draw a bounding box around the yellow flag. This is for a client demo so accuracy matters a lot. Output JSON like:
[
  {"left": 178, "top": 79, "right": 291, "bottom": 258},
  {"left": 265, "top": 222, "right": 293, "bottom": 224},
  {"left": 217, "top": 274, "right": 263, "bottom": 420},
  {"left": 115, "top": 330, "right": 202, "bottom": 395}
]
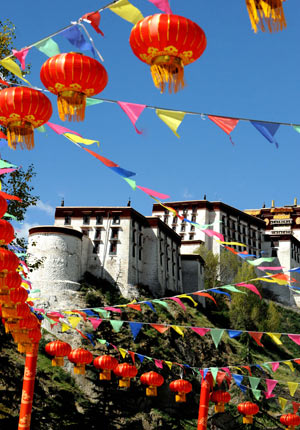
[
  {"left": 178, "top": 294, "right": 197, "bottom": 307},
  {"left": 156, "top": 109, "right": 186, "bottom": 138},
  {"left": 63, "top": 132, "right": 99, "bottom": 146},
  {"left": 0, "top": 58, "right": 30, "bottom": 84},
  {"left": 216, "top": 240, "right": 246, "bottom": 247},
  {"left": 253, "top": 277, "right": 277, "bottom": 283},
  {"left": 171, "top": 325, "right": 184, "bottom": 336},
  {"left": 165, "top": 361, "right": 173, "bottom": 370},
  {"left": 108, "top": 0, "right": 143, "bottom": 25},
  {"left": 61, "top": 323, "right": 71, "bottom": 332},
  {"left": 267, "top": 333, "right": 282, "bottom": 345},
  {"left": 68, "top": 316, "right": 81, "bottom": 329},
  {"left": 119, "top": 348, "right": 127, "bottom": 358},
  {"left": 278, "top": 397, "right": 288, "bottom": 411},
  {"left": 284, "top": 361, "right": 295, "bottom": 372},
  {"left": 288, "top": 382, "right": 298, "bottom": 396}
]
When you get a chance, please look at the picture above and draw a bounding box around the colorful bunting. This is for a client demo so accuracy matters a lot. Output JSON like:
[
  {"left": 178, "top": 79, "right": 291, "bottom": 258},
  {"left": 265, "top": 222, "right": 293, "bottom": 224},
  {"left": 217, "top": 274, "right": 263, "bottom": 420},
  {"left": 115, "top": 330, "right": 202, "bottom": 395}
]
[
  {"left": 252, "top": 389, "right": 261, "bottom": 400},
  {"left": 35, "top": 38, "right": 60, "bottom": 57},
  {"left": 210, "top": 328, "right": 224, "bottom": 348},
  {"left": 247, "top": 257, "right": 275, "bottom": 266},
  {"left": 86, "top": 98, "right": 104, "bottom": 106},
  {"left": 150, "top": 324, "right": 169, "bottom": 334},
  {"left": 81, "top": 11, "right": 104, "bottom": 36},
  {"left": 284, "top": 361, "right": 295, "bottom": 372},
  {"left": 168, "top": 297, "right": 186, "bottom": 311},
  {"left": 172, "top": 325, "right": 184, "bottom": 336},
  {"left": 88, "top": 317, "right": 102, "bottom": 330},
  {"left": 136, "top": 185, "right": 170, "bottom": 200},
  {"left": 249, "top": 332, "right": 264, "bottom": 346},
  {"left": 110, "top": 320, "right": 124, "bottom": 332},
  {"left": 288, "top": 382, "right": 298, "bottom": 397},
  {"left": 12, "top": 48, "right": 29, "bottom": 70},
  {"left": 0, "top": 58, "right": 30, "bottom": 84},
  {"left": 249, "top": 376, "right": 260, "bottom": 390},
  {"left": 267, "top": 333, "right": 282, "bottom": 345},
  {"left": 123, "top": 177, "right": 137, "bottom": 190},
  {"left": 192, "top": 292, "right": 217, "bottom": 305},
  {"left": 288, "top": 334, "right": 300, "bottom": 345},
  {"left": 147, "top": 0, "right": 172, "bottom": 13},
  {"left": 236, "top": 283, "right": 262, "bottom": 298},
  {"left": 129, "top": 322, "right": 143, "bottom": 340},
  {"left": 202, "top": 229, "right": 224, "bottom": 242},
  {"left": 155, "top": 109, "right": 185, "bottom": 137},
  {"left": 271, "top": 362, "right": 280, "bottom": 372},
  {"left": 251, "top": 120, "right": 280, "bottom": 148},
  {"left": 119, "top": 348, "right": 127, "bottom": 358},
  {"left": 227, "top": 330, "right": 242, "bottom": 338},
  {"left": 46, "top": 122, "right": 81, "bottom": 136},
  {"left": 278, "top": 397, "right": 288, "bottom": 411},
  {"left": 61, "top": 25, "right": 94, "bottom": 55},
  {"left": 154, "top": 359, "right": 163, "bottom": 369},
  {"left": 208, "top": 115, "right": 239, "bottom": 145},
  {"left": 108, "top": 0, "right": 144, "bottom": 25},
  {"left": 190, "top": 327, "right": 210, "bottom": 337},
  {"left": 117, "top": 101, "right": 146, "bottom": 134},
  {"left": 63, "top": 132, "right": 99, "bottom": 146}
]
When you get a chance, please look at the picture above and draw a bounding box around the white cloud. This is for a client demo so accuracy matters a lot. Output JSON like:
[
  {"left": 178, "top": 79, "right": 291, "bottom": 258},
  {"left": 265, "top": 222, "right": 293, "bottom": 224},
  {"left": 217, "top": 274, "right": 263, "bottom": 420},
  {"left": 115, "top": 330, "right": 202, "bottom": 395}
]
[
  {"left": 183, "top": 188, "right": 193, "bottom": 199},
  {"left": 35, "top": 201, "right": 55, "bottom": 216},
  {"left": 15, "top": 222, "right": 38, "bottom": 239}
]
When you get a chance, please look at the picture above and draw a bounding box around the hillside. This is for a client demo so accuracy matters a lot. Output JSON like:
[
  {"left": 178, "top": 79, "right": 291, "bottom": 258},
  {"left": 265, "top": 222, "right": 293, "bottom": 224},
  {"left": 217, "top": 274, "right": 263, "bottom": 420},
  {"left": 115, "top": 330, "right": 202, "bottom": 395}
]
[{"left": 1, "top": 276, "right": 300, "bottom": 430}]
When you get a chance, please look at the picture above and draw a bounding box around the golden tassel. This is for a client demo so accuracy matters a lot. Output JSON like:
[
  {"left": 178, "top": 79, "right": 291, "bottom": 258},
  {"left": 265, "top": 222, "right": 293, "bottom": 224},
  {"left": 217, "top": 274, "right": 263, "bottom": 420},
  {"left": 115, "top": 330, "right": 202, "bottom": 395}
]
[
  {"left": 150, "top": 56, "right": 185, "bottom": 94},
  {"left": 57, "top": 91, "right": 86, "bottom": 122},
  {"left": 245, "top": 0, "right": 286, "bottom": 33},
  {"left": 7, "top": 121, "right": 34, "bottom": 150}
]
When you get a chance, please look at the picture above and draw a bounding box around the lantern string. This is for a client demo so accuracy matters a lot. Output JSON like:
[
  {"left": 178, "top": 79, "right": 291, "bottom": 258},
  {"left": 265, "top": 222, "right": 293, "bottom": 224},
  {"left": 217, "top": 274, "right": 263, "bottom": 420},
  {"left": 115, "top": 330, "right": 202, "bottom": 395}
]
[
  {"left": 77, "top": 22, "right": 105, "bottom": 62},
  {"left": 1, "top": 0, "right": 120, "bottom": 61}
]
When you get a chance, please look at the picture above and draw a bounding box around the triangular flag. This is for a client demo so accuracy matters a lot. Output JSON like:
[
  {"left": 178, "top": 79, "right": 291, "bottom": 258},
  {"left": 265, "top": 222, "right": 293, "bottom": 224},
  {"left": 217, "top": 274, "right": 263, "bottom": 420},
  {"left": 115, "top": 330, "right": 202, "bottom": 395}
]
[
  {"left": 191, "top": 327, "right": 210, "bottom": 337},
  {"left": 249, "top": 332, "right": 264, "bottom": 346},
  {"left": 147, "top": 0, "right": 172, "bottom": 13},
  {"left": 266, "top": 379, "right": 278, "bottom": 397},
  {"left": 271, "top": 362, "right": 280, "bottom": 372},
  {"left": 168, "top": 297, "right": 186, "bottom": 311},
  {"left": 165, "top": 361, "right": 173, "bottom": 370},
  {"left": 61, "top": 322, "right": 71, "bottom": 332},
  {"left": 251, "top": 120, "right": 280, "bottom": 148},
  {"left": 288, "top": 334, "right": 300, "bottom": 345},
  {"left": 284, "top": 361, "right": 295, "bottom": 372},
  {"left": 293, "top": 402, "right": 300, "bottom": 413},
  {"left": 0, "top": 131, "right": 7, "bottom": 140},
  {"left": 252, "top": 389, "right": 261, "bottom": 400},
  {"left": 129, "top": 322, "right": 143, "bottom": 341},
  {"left": 93, "top": 308, "right": 110, "bottom": 318},
  {"left": 177, "top": 294, "right": 198, "bottom": 306},
  {"left": 150, "top": 324, "right": 169, "bottom": 334},
  {"left": 61, "top": 26, "right": 94, "bottom": 55},
  {"left": 128, "top": 351, "right": 135, "bottom": 364},
  {"left": 86, "top": 98, "right": 104, "bottom": 106},
  {"left": 156, "top": 109, "right": 185, "bottom": 138},
  {"left": 0, "top": 58, "right": 30, "bottom": 84},
  {"left": 236, "top": 283, "right": 262, "bottom": 298},
  {"left": 68, "top": 316, "right": 81, "bottom": 328},
  {"left": 103, "top": 306, "right": 122, "bottom": 313},
  {"left": 35, "top": 38, "right": 60, "bottom": 57},
  {"left": 210, "top": 329, "right": 224, "bottom": 348},
  {"left": 82, "top": 147, "right": 118, "bottom": 167},
  {"left": 249, "top": 376, "right": 260, "bottom": 390},
  {"left": 109, "top": 166, "right": 136, "bottom": 178},
  {"left": 12, "top": 48, "right": 29, "bottom": 71},
  {"left": 117, "top": 101, "right": 146, "bottom": 134},
  {"left": 126, "top": 303, "right": 141, "bottom": 311},
  {"left": 137, "top": 354, "right": 145, "bottom": 363},
  {"left": 123, "top": 177, "right": 137, "bottom": 190},
  {"left": 267, "top": 333, "right": 282, "bottom": 345},
  {"left": 36, "top": 125, "right": 46, "bottom": 133},
  {"left": 210, "top": 367, "right": 219, "bottom": 382},
  {"left": 143, "top": 301, "right": 156, "bottom": 312},
  {"left": 171, "top": 325, "right": 184, "bottom": 336},
  {"left": 278, "top": 397, "right": 288, "bottom": 412},
  {"left": 227, "top": 330, "right": 242, "bottom": 338},
  {"left": 232, "top": 373, "right": 244, "bottom": 387},
  {"left": 47, "top": 122, "right": 81, "bottom": 136},
  {"left": 88, "top": 317, "right": 102, "bottom": 330},
  {"left": 119, "top": 348, "right": 127, "bottom": 358},
  {"left": 288, "top": 382, "right": 298, "bottom": 397},
  {"left": 108, "top": 0, "right": 144, "bottom": 25},
  {"left": 81, "top": 11, "right": 104, "bottom": 35},
  {"left": 208, "top": 115, "right": 239, "bottom": 145},
  {"left": 0, "top": 160, "right": 17, "bottom": 168},
  {"left": 219, "top": 285, "right": 246, "bottom": 294},
  {"left": 154, "top": 359, "right": 163, "bottom": 369},
  {"left": 97, "top": 338, "right": 107, "bottom": 345},
  {"left": 64, "top": 132, "right": 99, "bottom": 146},
  {"left": 152, "top": 299, "right": 169, "bottom": 309},
  {"left": 192, "top": 292, "right": 217, "bottom": 305},
  {"left": 137, "top": 185, "right": 170, "bottom": 200},
  {"left": 110, "top": 320, "right": 124, "bottom": 332}
]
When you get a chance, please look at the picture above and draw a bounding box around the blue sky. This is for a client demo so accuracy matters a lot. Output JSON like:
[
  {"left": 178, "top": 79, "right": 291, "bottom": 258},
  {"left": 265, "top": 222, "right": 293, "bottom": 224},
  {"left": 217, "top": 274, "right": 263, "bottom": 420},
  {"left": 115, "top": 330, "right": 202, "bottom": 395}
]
[{"left": 1, "top": 1, "right": 300, "bottom": 235}]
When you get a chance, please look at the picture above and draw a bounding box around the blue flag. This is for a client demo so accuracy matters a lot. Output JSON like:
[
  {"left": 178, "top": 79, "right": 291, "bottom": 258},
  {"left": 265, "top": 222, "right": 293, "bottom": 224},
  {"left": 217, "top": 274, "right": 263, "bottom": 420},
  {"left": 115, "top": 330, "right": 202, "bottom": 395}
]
[
  {"left": 129, "top": 322, "right": 143, "bottom": 341},
  {"left": 251, "top": 120, "right": 280, "bottom": 148},
  {"left": 109, "top": 166, "right": 136, "bottom": 178},
  {"left": 227, "top": 330, "right": 242, "bottom": 338},
  {"left": 61, "top": 25, "right": 95, "bottom": 56}
]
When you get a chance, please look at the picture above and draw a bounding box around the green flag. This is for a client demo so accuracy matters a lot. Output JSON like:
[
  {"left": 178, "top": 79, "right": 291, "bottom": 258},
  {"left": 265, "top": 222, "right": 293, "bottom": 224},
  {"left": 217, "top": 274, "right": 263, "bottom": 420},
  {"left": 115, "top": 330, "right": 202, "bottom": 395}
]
[
  {"left": 249, "top": 376, "right": 260, "bottom": 390},
  {"left": 210, "top": 328, "right": 224, "bottom": 348},
  {"left": 110, "top": 320, "right": 124, "bottom": 332},
  {"left": 36, "top": 38, "right": 60, "bottom": 57}
]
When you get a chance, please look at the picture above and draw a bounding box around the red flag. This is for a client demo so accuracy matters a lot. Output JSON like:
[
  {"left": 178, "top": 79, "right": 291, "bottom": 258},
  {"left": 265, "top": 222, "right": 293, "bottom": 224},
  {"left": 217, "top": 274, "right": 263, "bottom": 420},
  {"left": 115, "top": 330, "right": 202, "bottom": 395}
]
[
  {"left": 127, "top": 303, "right": 142, "bottom": 311},
  {"left": 0, "top": 79, "right": 9, "bottom": 86},
  {"left": 0, "top": 131, "right": 7, "bottom": 140},
  {"left": 249, "top": 332, "right": 264, "bottom": 346},
  {"left": 82, "top": 11, "right": 104, "bottom": 36},
  {"left": 150, "top": 323, "right": 169, "bottom": 334},
  {"left": 192, "top": 292, "right": 217, "bottom": 305},
  {"left": 0, "top": 190, "right": 21, "bottom": 201},
  {"left": 82, "top": 147, "right": 118, "bottom": 167},
  {"left": 208, "top": 115, "right": 239, "bottom": 145}
]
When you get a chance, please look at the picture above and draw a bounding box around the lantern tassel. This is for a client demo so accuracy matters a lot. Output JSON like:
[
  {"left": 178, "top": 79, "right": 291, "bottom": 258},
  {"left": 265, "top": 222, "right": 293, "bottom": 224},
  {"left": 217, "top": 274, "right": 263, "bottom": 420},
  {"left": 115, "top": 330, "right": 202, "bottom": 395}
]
[
  {"left": 7, "top": 122, "right": 34, "bottom": 150},
  {"left": 245, "top": 0, "right": 286, "bottom": 33},
  {"left": 150, "top": 56, "right": 185, "bottom": 94},
  {"left": 57, "top": 91, "right": 86, "bottom": 122}
]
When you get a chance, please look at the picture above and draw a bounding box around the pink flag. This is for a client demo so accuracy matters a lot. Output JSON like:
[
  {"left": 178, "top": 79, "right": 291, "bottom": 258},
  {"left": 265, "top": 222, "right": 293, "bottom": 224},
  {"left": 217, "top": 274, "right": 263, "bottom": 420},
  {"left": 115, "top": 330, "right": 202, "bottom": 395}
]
[
  {"left": 12, "top": 48, "right": 29, "bottom": 70},
  {"left": 104, "top": 306, "right": 122, "bottom": 313},
  {"left": 117, "top": 101, "right": 146, "bottom": 134},
  {"left": 202, "top": 229, "right": 225, "bottom": 242},
  {"left": 221, "top": 367, "right": 231, "bottom": 375},
  {"left": 168, "top": 297, "right": 186, "bottom": 311},
  {"left": 271, "top": 362, "right": 280, "bottom": 372},
  {"left": 137, "top": 185, "right": 170, "bottom": 200},
  {"left": 47, "top": 121, "right": 82, "bottom": 136},
  {"left": 154, "top": 359, "right": 163, "bottom": 369},
  {"left": 0, "top": 168, "right": 17, "bottom": 175},
  {"left": 88, "top": 317, "right": 102, "bottom": 330},
  {"left": 236, "top": 283, "right": 262, "bottom": 299},
  {"left": 288, "top": 334, "right": 300, "bottom": 345},
  {"left": 208, "top": 115, "right": 239, "bottom": 145},
  {"left": 191, "top": 327, "right": 210, "bottom": 337},
  {"left": 264, "top": 392, "right": 276, "bottom": 399},
  {"left": 81, "top": 11, "right": 104, "bottom": 36},
  {"left": 147, "top": 0, "right": 172, "bottom": 13},
  {"left": 257, "top": 266, "right": 284, "bottom": 271},
  {"left": 266, "top": 379, "right": 278, "bottom": 397}
]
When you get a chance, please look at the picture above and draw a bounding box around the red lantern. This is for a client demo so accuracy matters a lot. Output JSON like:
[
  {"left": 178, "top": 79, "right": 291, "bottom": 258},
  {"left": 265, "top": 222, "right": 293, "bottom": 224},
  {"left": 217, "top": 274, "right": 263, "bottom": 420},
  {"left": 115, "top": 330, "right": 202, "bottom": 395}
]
[
  {"left": 129, "top": 14, "right": 206, "bottom": 93},
  {"left": 238, "top": 401, "right": 259, "bottom": 424},
  {"left": 0, "top": 195, "right": 7, "bottom": 218},
  {"left": 1, "top": 303, "right": 31, "bottom": 319},
  {"left": 280, "top": 413, "right": 300, "bottom": 429},
  {"left": 211, "top": 390, "right": 231, "bottom": 413},
  {"left": 169, "top": 379, "right": 192, "bottom": 403},
  {"left": 40, "top": 53, "right": 108, "bottom": 122},
  {"left": 93, "top": 355, "right": 118, "bottom": 380},
  {"left": 19, "top": 315, "right": 40, "bottom": 330},
  {"left": 140, "top": 371, "right": 164, "bottom": 396},
  {"left": 0, "top": 249, "right": 20, "bottom": 272},
  {"left": 68, "top": 348, "right": 93, "bottom": 375},
  {"left": 0, "top": 286, "right": 28, "bottom": 305},
  {"left": 28, "top": 327, "right": 42, "bottom": 343},
  {"left": 0, "top": 271, "right": 22, "bottom": 291},
  {"left": 114, "top": 363, "right": 138, "bottom": 388},
  {"left": 45, "top": 340, "right": 72, "bottom": 366},
  {"left": 0, "top": 86, "right": 52, "bottom": 150},
  {"left": 0, "top": 220, "right": 14, "bottom": 244}
]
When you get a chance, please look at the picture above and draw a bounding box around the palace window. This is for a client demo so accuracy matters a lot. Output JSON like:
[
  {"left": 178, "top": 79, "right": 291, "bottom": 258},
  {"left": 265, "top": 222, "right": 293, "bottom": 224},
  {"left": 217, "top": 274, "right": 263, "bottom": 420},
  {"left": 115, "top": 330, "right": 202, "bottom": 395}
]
[
  {"left": 96, "top": 215, "right": 103, "bottom": 225},
  {"left": 109, "top": 242, "right": 117, "bottom": 255},
  {"left": 93, "top": 243, "right": 99, "bottom": 254},
  {"left": 94, "top": 228, "right": 101, "bottom": 240},
  {"left": 64, "top": 215, "right": 71, "bottom": 225},
  {"left": 110, "top": 228, "right": 119, "bottom": 240},
  {"left": 83, "top": 215, "right": 90, "bottom": 225},
  {"left": 112, "top": 215, "right": 120, "bottom": 225}
]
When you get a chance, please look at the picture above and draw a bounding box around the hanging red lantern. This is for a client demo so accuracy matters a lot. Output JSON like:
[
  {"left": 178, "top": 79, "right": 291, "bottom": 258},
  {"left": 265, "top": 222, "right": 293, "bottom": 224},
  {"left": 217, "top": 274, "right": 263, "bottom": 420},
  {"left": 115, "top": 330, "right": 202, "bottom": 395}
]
[
  {"left": 245, "top": 0, "right": 286, "bottom": 33},
  {"left": 0, "top": 87, "right": 52, "bottom": 150},
  {"left": 1, "top": 302, "right": 31, "bottom": 319},
  {"left": 280, "top": 413, "right": 300, "bottom": 429},
  {"left": 140, "top": 371, "right": 164, "bottom": 396},
  {"left": 68, "top": 348, "right": 93, "bottom": 375},
  {"left": 0, "top": 271, "right": 22, "bottom": 291},
  {"left": 28, "top": 327, "right": 42, "bottom": 343},
  {"left": 45, "top": 340, "right": 72, "bottom": 366},
  {"left": 0, "top": 286, "right": 28, "bottom": 305},
  {"left": 169, "top": 379, "right": 192, "bottom": 402},
  {"left": 0, "top": 195, "right": 7, "bottom": 218},
  {"left": 129, "top": 14, "right": 206, "bottom": 93},
  {"left": 211, "top": 390, "right": 231, "bottom": 413},
  {"left": 0, "top": 220, "right": 14, "bottom": 244},
  {"left": 238, "top": 401, "right": 259, "bottom": 424},
  {"left": 114, "top": 363, "right": 138, "bottom": 388},
  {"left": 93, "top": 355, "right": 118, "bottom": 380},
  {"left": 0, "top": 249, "right": 20, "bottom": 272},
  {"left": 19, "top": 315, "right": 40, "bottom": 330},
  {"left": 40, "top": 53, "right": 108, "bottom": 122}
]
